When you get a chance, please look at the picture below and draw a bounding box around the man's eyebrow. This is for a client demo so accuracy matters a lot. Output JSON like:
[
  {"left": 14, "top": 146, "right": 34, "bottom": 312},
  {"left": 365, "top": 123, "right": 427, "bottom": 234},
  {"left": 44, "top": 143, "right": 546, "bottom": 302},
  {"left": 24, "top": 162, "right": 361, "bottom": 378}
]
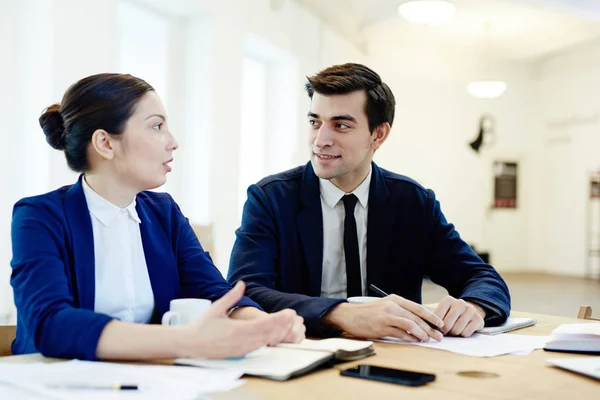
[
  {"left": 307, "top": 112, "right": 357, "bottom": 123},
  {"left": 331, "top": 114, "right": 357, "bottom": 123}
]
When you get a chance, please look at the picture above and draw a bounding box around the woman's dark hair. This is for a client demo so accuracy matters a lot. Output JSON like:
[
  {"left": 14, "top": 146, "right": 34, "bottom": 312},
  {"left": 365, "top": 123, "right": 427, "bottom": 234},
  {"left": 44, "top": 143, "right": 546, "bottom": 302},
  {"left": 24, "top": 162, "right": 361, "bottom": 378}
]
[
  {"left": 305, "top": 63, "right": 395, "bottom": 132},
  {"left": 39, "top": 73, "right": 154, "bottom": 172}
]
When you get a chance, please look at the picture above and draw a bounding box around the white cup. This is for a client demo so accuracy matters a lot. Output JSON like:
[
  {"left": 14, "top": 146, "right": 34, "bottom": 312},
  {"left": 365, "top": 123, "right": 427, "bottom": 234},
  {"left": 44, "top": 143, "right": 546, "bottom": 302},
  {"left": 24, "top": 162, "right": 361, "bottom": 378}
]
[
  {"left": 347, "top": 296, "right": 380, "bottom": 304},
  {"left": 161, "top": 298, "right": 211, "bottom": 326}
]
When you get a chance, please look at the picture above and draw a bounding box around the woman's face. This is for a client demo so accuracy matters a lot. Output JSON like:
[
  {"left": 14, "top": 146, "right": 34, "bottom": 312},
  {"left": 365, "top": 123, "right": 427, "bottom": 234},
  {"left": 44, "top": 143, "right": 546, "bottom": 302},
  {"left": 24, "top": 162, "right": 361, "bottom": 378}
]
[{"left": 111, "top": 91, "right": 178, "bottom": 191}]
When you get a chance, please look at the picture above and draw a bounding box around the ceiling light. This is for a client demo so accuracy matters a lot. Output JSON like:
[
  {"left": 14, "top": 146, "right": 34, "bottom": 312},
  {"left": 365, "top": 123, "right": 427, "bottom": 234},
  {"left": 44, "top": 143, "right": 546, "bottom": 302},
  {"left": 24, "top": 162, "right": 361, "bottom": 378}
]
[
  {"left": 398, "top": 1, "right": 456, "bottom": 26},
  {"left": 467, "top": 81, "right": 507, "bottom": 99}
]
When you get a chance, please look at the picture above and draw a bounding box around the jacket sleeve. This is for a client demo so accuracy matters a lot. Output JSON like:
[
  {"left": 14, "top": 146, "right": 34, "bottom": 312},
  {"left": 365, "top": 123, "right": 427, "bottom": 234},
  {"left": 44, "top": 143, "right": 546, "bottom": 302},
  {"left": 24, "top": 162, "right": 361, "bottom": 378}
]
[
  {"left": 10, "top": 200, "right": 113, "bottom": 360},
  {"left": 170, "top": 197, "right": 259, "bottom": 309},
  {"left": 228, "top": 185, "right": 345, "bottom": 337},
  {"left": 423, "top": 189, "right": 511, "bottom": 326}
]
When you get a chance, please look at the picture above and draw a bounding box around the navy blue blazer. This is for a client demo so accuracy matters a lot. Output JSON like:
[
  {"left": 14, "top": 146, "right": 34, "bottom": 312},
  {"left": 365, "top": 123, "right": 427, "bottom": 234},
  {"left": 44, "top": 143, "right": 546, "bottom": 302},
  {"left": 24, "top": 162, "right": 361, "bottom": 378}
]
[
  {"left": 10, "top": 177, "right": 259, "bottom": 360},
  {"left": 228, "top": 162, "right": 510, "bottom": 336}
]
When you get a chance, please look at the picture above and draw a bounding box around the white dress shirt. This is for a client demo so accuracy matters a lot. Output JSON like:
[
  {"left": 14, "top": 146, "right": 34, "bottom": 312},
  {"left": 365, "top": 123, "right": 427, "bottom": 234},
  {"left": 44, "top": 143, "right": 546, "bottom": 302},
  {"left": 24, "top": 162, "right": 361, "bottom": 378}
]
[
  {"left": 319, "top": 168, "right": 371, "bottom": 298},
  {"left": 82, "top": 178, "right": 154, "bottom": 323}
]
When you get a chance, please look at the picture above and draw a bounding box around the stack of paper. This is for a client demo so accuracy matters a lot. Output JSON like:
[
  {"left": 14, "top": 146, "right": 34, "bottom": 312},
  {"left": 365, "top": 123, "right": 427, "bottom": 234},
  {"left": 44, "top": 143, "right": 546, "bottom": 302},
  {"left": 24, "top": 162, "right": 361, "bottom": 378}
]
[
  {"left": 0, "top": 359, "right": 244, "bottom": 400},
  {"left": 377, "top": 333, "right": 550, "bottom": 357}
]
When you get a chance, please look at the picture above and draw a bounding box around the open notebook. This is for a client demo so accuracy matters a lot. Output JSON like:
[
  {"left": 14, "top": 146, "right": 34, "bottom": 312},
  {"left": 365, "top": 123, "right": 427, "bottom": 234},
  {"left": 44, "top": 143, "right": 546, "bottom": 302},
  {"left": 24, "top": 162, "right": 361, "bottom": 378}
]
[
  {"left": 175, "top": 338, "right": 374, "bottom": 381},
  {"left": 478, "top": 317, "right": 537, "bottom": 335}
]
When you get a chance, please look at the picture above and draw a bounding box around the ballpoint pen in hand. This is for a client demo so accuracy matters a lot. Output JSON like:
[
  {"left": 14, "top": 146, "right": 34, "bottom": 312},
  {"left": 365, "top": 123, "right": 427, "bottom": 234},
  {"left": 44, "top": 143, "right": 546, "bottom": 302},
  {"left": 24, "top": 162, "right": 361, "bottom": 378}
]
[{"left": 368, "top": 284, "right": 443, "bottom": 333}]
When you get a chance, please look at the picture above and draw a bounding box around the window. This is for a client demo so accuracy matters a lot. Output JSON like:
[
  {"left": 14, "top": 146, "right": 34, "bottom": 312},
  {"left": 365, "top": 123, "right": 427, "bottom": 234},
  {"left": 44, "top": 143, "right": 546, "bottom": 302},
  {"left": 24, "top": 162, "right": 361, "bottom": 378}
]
[
  {"left": 238, "top": 36, "right": 299, "bottom": 219},
  {"left": 117, "top": 1, "right": 169, "bottom": 98},
  {"left": 239, "top": 57, "right": 268, "bottom": 217}
]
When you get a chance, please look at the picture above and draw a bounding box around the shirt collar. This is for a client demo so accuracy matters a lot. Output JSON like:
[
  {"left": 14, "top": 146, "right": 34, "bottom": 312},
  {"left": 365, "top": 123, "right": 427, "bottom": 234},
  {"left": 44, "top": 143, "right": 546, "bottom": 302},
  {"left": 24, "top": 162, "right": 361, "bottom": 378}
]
[
  {"left": 81, "top": 177, "right": 141, "bottom": 226},
  {"left": 319, "top": 166, "right": 372, "bottom": 210}
]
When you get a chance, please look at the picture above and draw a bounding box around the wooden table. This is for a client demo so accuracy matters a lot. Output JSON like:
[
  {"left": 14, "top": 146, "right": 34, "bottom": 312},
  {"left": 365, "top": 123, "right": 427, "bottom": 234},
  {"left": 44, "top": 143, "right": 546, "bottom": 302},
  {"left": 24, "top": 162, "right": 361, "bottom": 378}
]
[{"left": 1, "top": 311, "right": 598, "bottom": 399}]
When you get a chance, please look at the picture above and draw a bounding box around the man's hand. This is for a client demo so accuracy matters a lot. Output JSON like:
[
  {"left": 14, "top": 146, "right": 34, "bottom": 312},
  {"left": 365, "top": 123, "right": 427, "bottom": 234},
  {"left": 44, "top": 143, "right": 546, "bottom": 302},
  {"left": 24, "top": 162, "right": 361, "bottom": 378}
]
[
  {"left": 434, "top": 296, "right": 486, "bottom": 337},
  {"left": 321, "top": 296, "right": 444, "bottom": 342}
]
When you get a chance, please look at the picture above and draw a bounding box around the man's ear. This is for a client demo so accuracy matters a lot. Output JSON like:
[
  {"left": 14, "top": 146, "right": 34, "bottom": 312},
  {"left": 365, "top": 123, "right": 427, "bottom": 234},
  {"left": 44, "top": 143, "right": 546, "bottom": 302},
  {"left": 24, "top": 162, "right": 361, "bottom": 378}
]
[
  {"left": 90, "top": 129, "right": 115, "bottom": 161},
  {"left": 371, "top": 122, "right": 391, "bottom": 151}
]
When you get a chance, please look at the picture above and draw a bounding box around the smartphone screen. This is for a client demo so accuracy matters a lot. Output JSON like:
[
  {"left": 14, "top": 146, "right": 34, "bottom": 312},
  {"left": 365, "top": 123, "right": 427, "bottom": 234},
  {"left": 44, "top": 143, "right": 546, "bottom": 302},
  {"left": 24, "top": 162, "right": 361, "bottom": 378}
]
[{"left": 340, "top": 364, "right": 436, "bottom": 386}]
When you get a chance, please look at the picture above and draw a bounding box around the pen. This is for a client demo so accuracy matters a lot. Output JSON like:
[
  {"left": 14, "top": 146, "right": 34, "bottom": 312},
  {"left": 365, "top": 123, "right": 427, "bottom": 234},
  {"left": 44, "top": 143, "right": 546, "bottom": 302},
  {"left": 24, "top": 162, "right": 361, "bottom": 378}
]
[
  {"left": 48, "top": 383, "right": 140, "bottom": 391},
  {"left": 368, "top": 284, "right": 443, "bottom": 333}
]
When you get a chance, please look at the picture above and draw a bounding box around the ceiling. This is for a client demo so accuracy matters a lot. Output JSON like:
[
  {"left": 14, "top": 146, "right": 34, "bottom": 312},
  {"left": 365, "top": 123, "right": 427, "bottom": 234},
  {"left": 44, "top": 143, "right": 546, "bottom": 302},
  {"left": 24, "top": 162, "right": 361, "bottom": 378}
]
[{"left": 294, "top": 0, "right": 600, "bottom": 60}]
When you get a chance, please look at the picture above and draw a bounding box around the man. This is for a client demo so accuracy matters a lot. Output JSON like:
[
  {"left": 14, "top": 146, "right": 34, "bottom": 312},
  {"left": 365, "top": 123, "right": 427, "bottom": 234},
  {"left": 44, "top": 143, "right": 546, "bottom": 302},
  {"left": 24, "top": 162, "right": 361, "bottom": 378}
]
[{"left": 228, "top": 63, "right": 510, "bottom": 342}]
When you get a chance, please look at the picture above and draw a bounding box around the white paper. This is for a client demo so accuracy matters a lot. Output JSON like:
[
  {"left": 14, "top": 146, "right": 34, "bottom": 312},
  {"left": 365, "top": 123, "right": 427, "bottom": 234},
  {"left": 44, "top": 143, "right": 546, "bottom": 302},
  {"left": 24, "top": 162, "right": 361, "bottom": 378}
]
[
  {"left": 376, "top": 333, "right": 550, "bottom": 357},
  {"left": 0, "top": 359, "right": 244, "bottom": 400},
  {"left": 546, "top": 357, "right": 600, "bottom": 380},
  {"left": 277, "top": 338, "right": 373, "bottom": 352}
]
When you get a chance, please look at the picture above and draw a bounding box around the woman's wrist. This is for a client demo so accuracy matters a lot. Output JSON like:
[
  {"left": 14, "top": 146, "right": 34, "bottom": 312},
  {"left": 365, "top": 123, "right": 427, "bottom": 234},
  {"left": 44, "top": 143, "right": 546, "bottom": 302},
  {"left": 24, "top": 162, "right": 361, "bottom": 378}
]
[
  {"left": 172, "top": 325, "right": 196, "bottom": 358},
  {"left": 228, "top": 306, "right": 265, "bottom": 320}
]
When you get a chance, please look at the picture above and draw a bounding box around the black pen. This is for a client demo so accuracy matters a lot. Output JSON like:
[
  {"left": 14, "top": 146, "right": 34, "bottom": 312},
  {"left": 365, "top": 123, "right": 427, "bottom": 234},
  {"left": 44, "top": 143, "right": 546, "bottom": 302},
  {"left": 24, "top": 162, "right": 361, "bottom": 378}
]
[
  {"left": 368, "top": 284, "right": 443, "bottom": 333},
  {"left": 48, "top": 384, "right": 140, "bottom": 391}
]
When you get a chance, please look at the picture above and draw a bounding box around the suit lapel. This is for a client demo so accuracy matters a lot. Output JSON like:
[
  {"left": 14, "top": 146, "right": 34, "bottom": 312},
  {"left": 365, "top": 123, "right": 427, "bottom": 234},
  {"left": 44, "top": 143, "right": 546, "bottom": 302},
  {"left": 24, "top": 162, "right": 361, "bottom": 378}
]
[
  {"left": 367, "top": 163, "right": 394, "bottom": 289},
  {"left": 64, "top": 176, "right": 95, "bottom": 310},
  {"left": 136, "top": 198, "right": 178, "bottom": 321},
  {"left": 296, "top": 162, "right": 324, "bottom": 296}
]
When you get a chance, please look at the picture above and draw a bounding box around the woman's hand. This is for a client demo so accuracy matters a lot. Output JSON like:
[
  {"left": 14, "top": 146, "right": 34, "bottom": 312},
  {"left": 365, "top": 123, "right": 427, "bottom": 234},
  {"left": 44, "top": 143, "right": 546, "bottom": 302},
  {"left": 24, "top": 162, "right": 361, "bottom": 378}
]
[
  {"left": 179, "top": 281, "right": 297, "bottom": 359},
  {"left": 229, "top": 304, "right": 306, "bottom": 345}
]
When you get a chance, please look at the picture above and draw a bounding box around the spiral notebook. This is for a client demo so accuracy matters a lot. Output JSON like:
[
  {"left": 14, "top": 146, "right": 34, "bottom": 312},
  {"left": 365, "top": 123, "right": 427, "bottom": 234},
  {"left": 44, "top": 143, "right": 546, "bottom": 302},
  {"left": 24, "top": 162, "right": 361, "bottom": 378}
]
[{"left": 478, "top": 317, "right": 537, "bottom": 335}]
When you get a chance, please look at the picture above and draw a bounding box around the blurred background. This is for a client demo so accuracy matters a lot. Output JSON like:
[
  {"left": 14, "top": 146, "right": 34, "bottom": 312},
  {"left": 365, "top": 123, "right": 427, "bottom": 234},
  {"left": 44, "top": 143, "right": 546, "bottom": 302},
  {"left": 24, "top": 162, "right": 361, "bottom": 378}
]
[{"left": 1, "top": 0, "right": 600, "bottom": 324}]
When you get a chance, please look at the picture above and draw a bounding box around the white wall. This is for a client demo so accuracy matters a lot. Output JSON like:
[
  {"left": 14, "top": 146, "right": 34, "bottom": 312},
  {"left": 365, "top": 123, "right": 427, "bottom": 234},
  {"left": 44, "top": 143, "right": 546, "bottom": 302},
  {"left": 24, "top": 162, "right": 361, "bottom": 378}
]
[
  {"left": 368, "top": 38, "right": 600, "bottom": 277},
  {"left": 0, "top": 0, "right": 21, "bottom": 321},
  {"left": 369, "top": 47, "right": 536, "bottom": 272},
  {"left": 528, "top": 40, "right": 600, "bottom": 277}
]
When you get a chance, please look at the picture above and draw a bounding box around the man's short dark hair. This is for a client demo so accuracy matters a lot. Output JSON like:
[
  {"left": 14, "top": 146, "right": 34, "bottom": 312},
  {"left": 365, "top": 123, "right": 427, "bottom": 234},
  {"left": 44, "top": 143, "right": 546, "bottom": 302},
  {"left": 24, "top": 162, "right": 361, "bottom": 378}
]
[{"left": 305, "top": 63, "right": 395, "bottom": 132}]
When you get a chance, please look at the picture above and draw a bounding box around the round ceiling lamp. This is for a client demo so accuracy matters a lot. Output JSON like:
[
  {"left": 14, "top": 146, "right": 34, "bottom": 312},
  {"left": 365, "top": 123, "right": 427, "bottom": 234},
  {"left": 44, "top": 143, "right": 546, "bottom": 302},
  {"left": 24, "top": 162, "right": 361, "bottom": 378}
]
[
  {"left": 467, "top": 81, "right": 507, "bottom": 99},
  {"left": 398, "top": 1, "right": 456, "bottom": 25}
]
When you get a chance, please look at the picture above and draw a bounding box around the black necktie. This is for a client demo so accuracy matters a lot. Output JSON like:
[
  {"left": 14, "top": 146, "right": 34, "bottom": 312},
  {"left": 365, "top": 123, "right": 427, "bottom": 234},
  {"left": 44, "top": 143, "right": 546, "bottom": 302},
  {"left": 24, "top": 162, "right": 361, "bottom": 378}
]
[{"left": 342, "top": 194, "right": 362, "bottom": 297}]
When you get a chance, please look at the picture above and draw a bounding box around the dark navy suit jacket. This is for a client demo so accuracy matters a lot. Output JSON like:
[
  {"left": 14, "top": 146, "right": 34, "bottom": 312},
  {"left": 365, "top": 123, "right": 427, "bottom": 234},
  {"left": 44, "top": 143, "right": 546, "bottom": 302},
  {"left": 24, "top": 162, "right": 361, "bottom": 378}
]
[
  {"left": 10, "top": 177, "right": 258, "bottom": 360},
  {"left": 228, "top": 162, "right": 510, "bottom": 336}
]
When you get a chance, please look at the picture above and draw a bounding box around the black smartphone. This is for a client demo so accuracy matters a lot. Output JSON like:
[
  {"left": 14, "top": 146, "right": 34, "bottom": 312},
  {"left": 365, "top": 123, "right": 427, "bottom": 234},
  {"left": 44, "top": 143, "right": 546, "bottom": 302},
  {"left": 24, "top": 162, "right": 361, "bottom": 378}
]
[{"left": 340, "top": 364, "right": 436, "bottom": 387}]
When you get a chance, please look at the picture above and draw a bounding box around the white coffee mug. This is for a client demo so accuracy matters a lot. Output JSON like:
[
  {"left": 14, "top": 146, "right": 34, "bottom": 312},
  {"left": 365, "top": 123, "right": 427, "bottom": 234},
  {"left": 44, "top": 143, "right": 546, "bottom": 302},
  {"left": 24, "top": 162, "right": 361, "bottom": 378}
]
[
  {"left": 347, "top": 296, "right": 380, "bottom": 304},
  {"left": 161, "top": 298, "right": 211, "bottom": 326}
]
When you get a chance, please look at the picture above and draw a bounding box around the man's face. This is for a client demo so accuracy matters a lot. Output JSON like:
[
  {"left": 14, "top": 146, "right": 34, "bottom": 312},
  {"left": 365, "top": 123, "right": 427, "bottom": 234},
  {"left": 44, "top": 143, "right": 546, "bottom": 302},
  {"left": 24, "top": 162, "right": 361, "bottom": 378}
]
[{"left": 308, "top": 90, "right": 376, "bottom": 190}]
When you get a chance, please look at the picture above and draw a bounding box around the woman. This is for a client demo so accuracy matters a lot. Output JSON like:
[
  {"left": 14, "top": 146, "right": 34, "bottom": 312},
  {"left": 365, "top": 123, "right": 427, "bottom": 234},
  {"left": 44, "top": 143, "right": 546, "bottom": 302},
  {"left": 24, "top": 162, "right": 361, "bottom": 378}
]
[{"left": 10, "top": 73, "right": 305, "bottom": 361}]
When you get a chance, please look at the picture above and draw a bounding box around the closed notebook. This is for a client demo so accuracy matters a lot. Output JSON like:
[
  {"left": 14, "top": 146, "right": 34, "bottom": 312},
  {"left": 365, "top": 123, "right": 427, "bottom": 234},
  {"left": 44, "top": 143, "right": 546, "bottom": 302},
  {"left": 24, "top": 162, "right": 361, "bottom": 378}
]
[
  {"left": 478, "top": 318, "right": 537, "bottom": 335},
  {"left": 175, "top": 338, "right": 374, "bottom": 381},
  {"left": 544, "top": 323, "right": 600, "bottom": 355}
]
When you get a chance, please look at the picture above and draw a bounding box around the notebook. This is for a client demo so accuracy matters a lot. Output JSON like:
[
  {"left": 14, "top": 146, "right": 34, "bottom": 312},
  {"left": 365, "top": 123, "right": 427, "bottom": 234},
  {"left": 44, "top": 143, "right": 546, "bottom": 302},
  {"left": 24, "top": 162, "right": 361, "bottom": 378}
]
[
  {"left": 543, "top": 322, "right": 600, "bottom": 355},
  {"left": 175, "top": 338, "right": 375, "bottom": 381},
  {"left": 546, "top": 357, "right": 600, "bottom": 380},
  {"left": 478, "top": 317, "right": 537, "bottom": 335}
]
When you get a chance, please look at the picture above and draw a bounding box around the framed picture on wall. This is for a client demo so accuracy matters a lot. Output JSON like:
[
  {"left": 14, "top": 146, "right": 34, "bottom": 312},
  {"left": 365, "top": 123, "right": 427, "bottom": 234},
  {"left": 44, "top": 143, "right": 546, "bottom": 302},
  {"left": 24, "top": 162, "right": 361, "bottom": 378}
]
[{"left": 494, "top": 161, "right": 517, "bottom": 209}]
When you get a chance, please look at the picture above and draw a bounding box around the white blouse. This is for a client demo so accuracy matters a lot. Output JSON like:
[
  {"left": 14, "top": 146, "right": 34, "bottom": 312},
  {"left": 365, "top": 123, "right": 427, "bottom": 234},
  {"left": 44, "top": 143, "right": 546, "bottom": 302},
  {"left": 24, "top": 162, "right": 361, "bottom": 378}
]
[{"left": 82, "top": 177, "right": 154, "bottom": 323}]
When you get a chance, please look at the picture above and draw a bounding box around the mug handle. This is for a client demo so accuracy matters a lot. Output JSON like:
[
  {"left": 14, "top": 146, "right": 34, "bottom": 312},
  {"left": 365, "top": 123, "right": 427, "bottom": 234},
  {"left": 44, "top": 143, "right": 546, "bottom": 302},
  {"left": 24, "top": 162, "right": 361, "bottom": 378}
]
[{"left": 162, "top": 311, "right": 179, "bottom": 326}]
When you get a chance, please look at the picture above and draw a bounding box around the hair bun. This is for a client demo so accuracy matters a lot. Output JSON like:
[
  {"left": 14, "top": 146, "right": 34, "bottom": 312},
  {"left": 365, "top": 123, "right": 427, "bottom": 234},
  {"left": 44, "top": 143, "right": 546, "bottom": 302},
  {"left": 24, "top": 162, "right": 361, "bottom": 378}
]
[{"left": 39, "top": 104, "right": 66, "bottom": 150}]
